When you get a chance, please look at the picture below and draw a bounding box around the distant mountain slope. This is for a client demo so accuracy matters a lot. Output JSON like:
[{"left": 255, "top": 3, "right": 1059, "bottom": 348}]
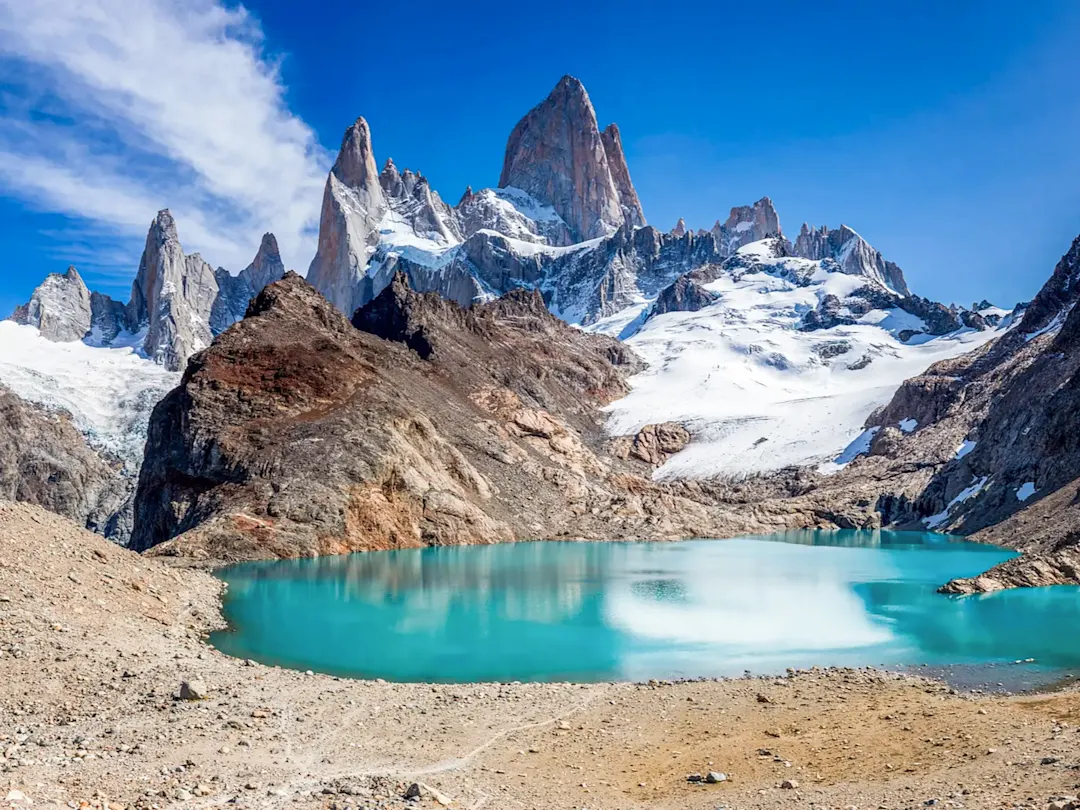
[{"left": 592, "top": 238, "right": 1007, "bottom": 477}]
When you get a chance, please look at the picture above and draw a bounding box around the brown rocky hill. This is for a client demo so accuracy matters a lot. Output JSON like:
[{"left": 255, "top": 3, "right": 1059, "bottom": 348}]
[
  {"left": 0, "top": 385, "right": 128, "bottom": 537},
  {"left": 130, "top": 273, "right": 815, "bottom": 561}
]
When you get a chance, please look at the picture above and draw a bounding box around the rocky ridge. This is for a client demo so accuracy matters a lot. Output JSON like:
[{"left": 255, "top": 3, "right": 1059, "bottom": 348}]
[
  {"left": 304, "top": 75, "right": 933, "bottom": 327},
  {"left": 10, "top": 212, "right": 286, "bottom": 372},
  {"left": 129, "top": 272, "right": 822, "bottom": 561}
]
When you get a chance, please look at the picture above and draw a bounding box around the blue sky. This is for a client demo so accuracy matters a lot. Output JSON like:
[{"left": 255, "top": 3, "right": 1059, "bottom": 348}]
[{"left": 1, "top": 0, "right": 1079, "bottom": 318}]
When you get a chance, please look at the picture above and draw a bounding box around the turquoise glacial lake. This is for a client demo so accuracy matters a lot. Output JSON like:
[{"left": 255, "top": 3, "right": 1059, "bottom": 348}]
[{"left": 210, "top": 531, "right": 1080, "bottom": 686}]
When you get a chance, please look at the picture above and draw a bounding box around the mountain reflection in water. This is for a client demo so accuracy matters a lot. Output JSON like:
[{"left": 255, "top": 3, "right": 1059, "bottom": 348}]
[{"left": 211, "top": 532, "right": 1080, "bottom": 683}]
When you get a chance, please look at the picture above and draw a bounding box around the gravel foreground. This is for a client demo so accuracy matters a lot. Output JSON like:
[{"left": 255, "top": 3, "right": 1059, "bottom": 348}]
[{"left": 2, "top": 502, "right": 1079, "bottom": 810}]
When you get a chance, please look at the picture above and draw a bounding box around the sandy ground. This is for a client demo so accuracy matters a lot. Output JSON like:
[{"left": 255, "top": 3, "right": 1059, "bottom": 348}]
[{"left": 2, "top": 501, "right": 1079, "bottom": 810}]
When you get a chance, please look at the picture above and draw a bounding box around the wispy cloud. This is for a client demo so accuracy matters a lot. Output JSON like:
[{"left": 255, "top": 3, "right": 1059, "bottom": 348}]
[{"left": 0, "top": 0, "right": 330, "bottom": 283}]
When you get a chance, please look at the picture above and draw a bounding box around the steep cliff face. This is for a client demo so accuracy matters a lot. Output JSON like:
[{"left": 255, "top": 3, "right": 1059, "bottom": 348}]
[
  {"left": 10, "top": 266, "right": 92, "bottom": 342},
  {"left": 499, "top": 75, "right": 629, "bottom": 242},
  {"left": 130, "top": 273, "right": 817, "bottom": 561},
  {"left": 0, "top": 385, "right": 129, "bottom": 539},
  {"left": 600, "top": 123, "right": 646, "bottom": 230},
  {"left": 306, "top": 117, "right": 388, "bottom": 316},
  {"left": 126, "top": 210, "right": 219, "bottom": 371}
]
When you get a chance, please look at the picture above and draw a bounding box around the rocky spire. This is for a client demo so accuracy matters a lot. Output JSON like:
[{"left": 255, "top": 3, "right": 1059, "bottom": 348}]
[
  {"left": 498, "top": 75, "right": 629, "bottom": 242},
  {"left": 307, "top": 116, "right": 389, "bottom": 315},
  {"left": 10, "top": 265, "right": 92, "bottom": 342},
  {"left": 333, "top": 117, "right": 383, "bottom": 194},
  {"left": 127, "top": 209, "right": 219, "bottom": 371},
  {"left": 209, "top": 233, "right": 287, "bottom": 335},
  {"left": 600, "top": 123, "right": 646, "bottom": 229},
  {"left": 239, "top": 233, "right": 286, "bottom": 294},
  {"left": 672, "top": 218, "right": 688, "bottom": 237}
]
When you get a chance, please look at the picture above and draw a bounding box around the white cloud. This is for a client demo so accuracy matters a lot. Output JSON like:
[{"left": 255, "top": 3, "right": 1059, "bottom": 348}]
[{"left": 0, "top": 0, "right": 330, "bottom": 280}]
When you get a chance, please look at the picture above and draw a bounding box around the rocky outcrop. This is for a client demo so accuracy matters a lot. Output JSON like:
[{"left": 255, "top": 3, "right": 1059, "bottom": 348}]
[
  {"left": 600, "top": 123, "right": 646, "bottom": 230},
  {"left": 1014, "top": 233, "right": 1080, "bottom": 337},
  {"left": 721, "top": 198, "right": 782, "bottom": 251},
  {"left": 651, "top": 275, "right": 718, "bottom": 316},
  {"left": 10, "top": 266, "right": 92, "bottom": 342},
  {"left": 307, "top": 117, "right": 388, "bottom": 316},
  {"left": 0, "top": 385, "right": 129, "bottom": 539},
  {"left": 793, "top": 223, "right": 910, "bottom": 296},
  {"left": 209, "top": 233, "right": 287, "bottom": 334},
  {"left": 612, "top": 422, "right": 691, "bottom": 466},
  {"left": 130, "top": 273, "right": 824, "bottom": 561},
  {"left": 941, "top": 544, "right": 1080, "bottom": 594},
  {"left": 499, "top": 75, "right": 631, "bottom": 242},
  {"left": 125, "top": 210, "right": 220, "bottom": 371}
]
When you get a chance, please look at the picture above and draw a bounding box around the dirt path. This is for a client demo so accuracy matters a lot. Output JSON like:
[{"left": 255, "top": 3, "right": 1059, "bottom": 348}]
[{"left": 1, "top": 502, "right": 1077, "bottom": 810}]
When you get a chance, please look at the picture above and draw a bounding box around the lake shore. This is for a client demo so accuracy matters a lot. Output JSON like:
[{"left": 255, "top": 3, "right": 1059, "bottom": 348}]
[{"left": 2, "top": 500, "right": 1079, "bottom": 810}]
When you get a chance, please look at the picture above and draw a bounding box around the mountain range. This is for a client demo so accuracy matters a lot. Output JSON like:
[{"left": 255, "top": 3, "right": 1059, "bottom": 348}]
[{"left": 4, "top": 74, "right": 1076, "bottom": 592}]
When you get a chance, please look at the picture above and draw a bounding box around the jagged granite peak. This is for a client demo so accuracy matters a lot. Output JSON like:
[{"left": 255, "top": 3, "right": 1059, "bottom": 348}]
[
  {"left": 793, "top": 222, "right": 910, "bottom": 296},
  {"left": 209, "top": 233, "right": 288, "bottom": 335},
  {"left": 333, "top": 116, "right": 384, "bottom": 193},
  {"left": 10, "top": 265, "right": 92, "bottom": 342},
  {"left": 600, "top": 122, "right": 646, "bottom": 229},
  {"left": 125, "top": 209, "right": 219, "bottom": 371},
  {"left": 672, "top": 218, "right": 688, "bottom": 237},
  {"left": 240, "top": 232, "right": 286, "bottom": 293},
  {"left": 307, "top": 116, "right": 390, "bottom": 316},
  {"left": 724, "top": 197, "right": 782, "bottom": 242},
  {"left": 498, "top": 74, "right": 628, "bottom": 242}
]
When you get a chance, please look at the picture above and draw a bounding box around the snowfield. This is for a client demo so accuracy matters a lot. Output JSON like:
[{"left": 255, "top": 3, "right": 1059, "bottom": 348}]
[
  {"left": 0, "top": 322, "right": 178, "bottom": 470},
  {"left": 593, "top": 241, "right": 1007, "bottom": 479}
]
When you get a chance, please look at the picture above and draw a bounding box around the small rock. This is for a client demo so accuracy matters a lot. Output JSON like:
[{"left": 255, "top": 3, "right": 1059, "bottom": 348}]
[
  {"left": 1041, "top": 756, "right": 1061, "bottom": 765},
  {"left": 706, "top": 771, "right": 728, "bottom": 783},
  {"left": 780, "top": 779, "right": 799, "bottom": 790},
  {"left": 179, "top": 680, "right": 208, "bottom": 701},
  {"left": 193, "top": 784, "right": 213, "bottom": 797},
  {"left": 404, "top": 783, "right": 422, "bottom": 799},
  {"left": 756, "top": 693, "right": 771, "bottom": 704},
  {"left": 686, "top": 773, "right": 703, "bottom": 783}
]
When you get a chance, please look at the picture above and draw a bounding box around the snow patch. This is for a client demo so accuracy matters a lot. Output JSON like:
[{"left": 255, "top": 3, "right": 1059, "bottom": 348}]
[
  {"left": 1016, "top": 482, "right": 1037, "bottom": 501},
  {"left": 819, "top": 427, "right": 880, "bottom": 474},
  {"left": 898, "top": 418, "right": 918, "bottom": 434},
  {"left": 955, "top": 440, "right": 977, "bottom": 459},
  {"left": 599, "top": 254, "right": 1005, "bottom": 478},
  {"left": 0, "top": 322, "right": 178, "bottom": 471},
  {"left": 924, "top": 476, "right": 990, "bottom": 530}
]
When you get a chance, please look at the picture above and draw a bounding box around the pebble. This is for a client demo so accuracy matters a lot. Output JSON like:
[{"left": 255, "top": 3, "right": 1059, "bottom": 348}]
[
  {"left": 706, "top": 771, "right": 728, "bottom": 783},
  {"left": 780, "top": 779, "right": 799, "bottom": 789}
]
